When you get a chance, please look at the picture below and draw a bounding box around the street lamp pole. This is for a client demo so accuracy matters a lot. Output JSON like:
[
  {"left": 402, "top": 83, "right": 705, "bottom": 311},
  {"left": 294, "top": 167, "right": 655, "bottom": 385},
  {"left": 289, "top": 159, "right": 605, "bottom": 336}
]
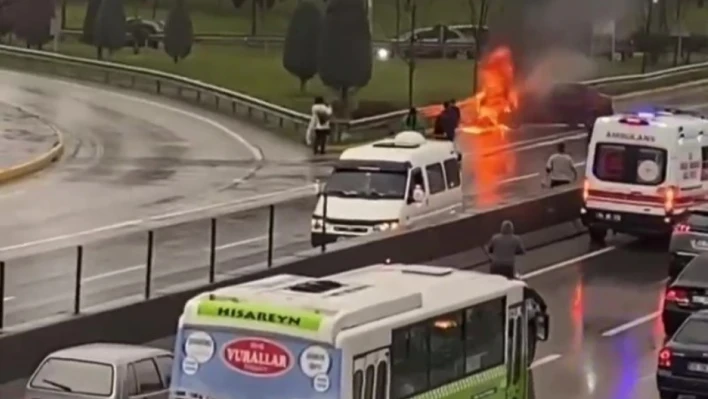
[
  {"left": 472, "top": 0, "right": 488, "bottom": 93},
  {"left": 407, "top": 1, "right": 417, "bottom": 109},
  {"left": 640, "top": 0, "right": 657, "bottom": 73}
]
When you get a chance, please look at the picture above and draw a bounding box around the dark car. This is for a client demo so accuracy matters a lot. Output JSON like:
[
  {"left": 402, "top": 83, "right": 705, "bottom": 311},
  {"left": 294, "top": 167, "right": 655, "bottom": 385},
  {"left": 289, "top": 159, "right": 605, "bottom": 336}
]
[
  {"left": 668, "top": 206, "right": 708, "bottom": 282},
  {"left": 662, "top": 253, "right": 708, "bottom": 337},
  {"left": 125, "top": 18, "right": 164, "bottom": 49},
  {"left": 656, "top": 310, "right": 708, "bottom": 399},
  {"left": 514, "top": 82, "right": 614, "bottom": 133}
]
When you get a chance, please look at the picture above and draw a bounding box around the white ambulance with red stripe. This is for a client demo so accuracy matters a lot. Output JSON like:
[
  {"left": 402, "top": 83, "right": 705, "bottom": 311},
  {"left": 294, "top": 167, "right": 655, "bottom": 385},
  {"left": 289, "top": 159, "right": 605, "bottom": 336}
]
[{"left": 581, "top": 109, "right": 708, "bottom": 242}]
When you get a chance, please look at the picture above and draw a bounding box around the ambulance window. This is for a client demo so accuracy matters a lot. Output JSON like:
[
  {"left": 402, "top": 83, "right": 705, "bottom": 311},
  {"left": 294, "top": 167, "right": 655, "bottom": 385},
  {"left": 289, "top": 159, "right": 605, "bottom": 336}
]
[
  {"left": 593, "top": 143, "right": 666, "bottom": 185},
  {"left": 701, "top": 147, "right": 708, "bottom": 181}
]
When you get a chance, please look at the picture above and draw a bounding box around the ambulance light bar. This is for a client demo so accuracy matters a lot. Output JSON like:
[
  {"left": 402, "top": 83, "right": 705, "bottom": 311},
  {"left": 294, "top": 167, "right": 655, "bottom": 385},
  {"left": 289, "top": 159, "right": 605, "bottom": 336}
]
[{"left": 619, "top": 116, "right": 650, "bottom": 126}]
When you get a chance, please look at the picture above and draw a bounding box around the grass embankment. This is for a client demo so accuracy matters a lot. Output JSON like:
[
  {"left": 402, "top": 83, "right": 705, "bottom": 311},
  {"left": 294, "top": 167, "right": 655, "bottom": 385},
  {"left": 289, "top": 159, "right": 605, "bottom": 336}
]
[{"left": 55, "top": 39, "right": 673, "bottom": 114}]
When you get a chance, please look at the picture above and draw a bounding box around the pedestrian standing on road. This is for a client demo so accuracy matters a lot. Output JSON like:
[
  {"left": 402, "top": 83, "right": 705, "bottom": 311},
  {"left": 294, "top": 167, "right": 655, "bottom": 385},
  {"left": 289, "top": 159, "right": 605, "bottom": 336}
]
[
  {"left": 432, "top": 101, "right": 450, "bottom": 139},
  {"left": 486, "top": 220, "right": 525, "bottom": 279},
  {"left": 442, "top": 100, "right": 460, "bottom": 142},
  {"left": 307, "top": 96, "right": 333, "bottom": 155},
  {"left": 545, "top": 142, "right": 577, "bottom": 188}
]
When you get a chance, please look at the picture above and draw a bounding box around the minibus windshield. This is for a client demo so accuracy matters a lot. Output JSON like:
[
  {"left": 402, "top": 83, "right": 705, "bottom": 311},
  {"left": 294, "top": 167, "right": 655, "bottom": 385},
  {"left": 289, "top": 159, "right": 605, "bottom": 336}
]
[{"left": 325, "top": 169, "right": 407, "bottom": 199}]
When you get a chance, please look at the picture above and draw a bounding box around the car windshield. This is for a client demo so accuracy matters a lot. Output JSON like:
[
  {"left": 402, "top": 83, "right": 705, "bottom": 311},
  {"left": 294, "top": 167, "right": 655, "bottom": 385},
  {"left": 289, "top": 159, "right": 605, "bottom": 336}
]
[
  {"left": 30, "top": 358, "right": 114, "bottom": 397},
  {"left": 325, "top": 169, "right": 407, "bottom": 199},
  {"left": 674, "top": 318, "right": 708, "bottom": 345},
  {"left": 593, "top": 143, "right": 667, "bottom": 185}
]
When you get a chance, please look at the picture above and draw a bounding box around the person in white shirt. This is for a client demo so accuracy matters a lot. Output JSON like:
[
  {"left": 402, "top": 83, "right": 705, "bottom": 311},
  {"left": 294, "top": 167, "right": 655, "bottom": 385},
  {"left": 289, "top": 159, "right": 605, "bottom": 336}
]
[
  {"left": 306, "top": 96, "right": 333, "bottom": 155},
  {"left": 545, "top": 142, "right": 577, "bottom": 187}
]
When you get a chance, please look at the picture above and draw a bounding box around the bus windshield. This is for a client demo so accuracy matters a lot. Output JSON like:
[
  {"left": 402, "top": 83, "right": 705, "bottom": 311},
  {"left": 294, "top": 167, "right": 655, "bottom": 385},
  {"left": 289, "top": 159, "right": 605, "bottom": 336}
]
[
  {"left": 592, "top": 143, "right": 667, "bottom": 185},
  {"left": 170, "top": 327, "right": 341, "bottom": 399},
  {"left": 325, "top": 169, "right": 407, "bottom": 199}
]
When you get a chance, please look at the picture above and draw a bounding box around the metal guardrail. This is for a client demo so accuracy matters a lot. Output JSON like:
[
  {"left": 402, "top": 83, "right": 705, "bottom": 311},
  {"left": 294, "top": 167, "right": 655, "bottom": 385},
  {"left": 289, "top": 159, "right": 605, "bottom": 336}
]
[{"left": 1, "top": 43, "right": 708, "bottom": 138}]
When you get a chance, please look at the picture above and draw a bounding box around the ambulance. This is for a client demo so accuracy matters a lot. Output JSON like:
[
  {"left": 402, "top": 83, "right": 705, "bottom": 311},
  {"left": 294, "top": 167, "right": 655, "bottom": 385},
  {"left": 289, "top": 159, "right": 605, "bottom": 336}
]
[{"left": 581, "top": 109, "right": 708, "bottom": 242}]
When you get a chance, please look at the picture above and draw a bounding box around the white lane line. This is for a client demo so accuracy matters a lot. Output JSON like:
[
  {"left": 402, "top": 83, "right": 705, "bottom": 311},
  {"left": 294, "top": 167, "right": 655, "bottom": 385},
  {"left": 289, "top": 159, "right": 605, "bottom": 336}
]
[
  {"left": 80, "top": 235, "right": 270, "bottom": 283},
  {"left": 499, "top": 162, "right": 586, "bottom": 185},
  {"left": 82, "top": 264, "right": 145, "bottom": 283},
  {"left": 3, "top": 296, "right": 14, "bottom": 301},
  {"left": 601, "top": 311, "right": 661, "bottom": 337},
  {"left": 1, "top": 69, "right": 263, "bottom": 161},
  {"left": 520, "top": 246, "right": 617, "bottom": 279},
  {"left": 529, "top": 354, "right": 562, "bottom": 369},
  {"left": 213, "top": 235, "right": 268, "bottom": 251}
]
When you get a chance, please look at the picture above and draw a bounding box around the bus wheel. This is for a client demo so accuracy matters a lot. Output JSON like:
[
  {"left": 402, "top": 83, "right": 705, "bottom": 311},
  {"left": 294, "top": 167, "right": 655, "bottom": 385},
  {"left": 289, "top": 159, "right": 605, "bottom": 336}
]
[{"left": 588, "top": 227, "right": 607, "bottom": 244}]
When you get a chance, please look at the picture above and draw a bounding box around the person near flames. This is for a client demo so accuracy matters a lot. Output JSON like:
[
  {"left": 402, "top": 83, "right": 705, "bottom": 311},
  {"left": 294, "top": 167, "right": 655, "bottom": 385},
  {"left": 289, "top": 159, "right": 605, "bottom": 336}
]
[
  {"left": 400, "top": 107, "right": 427, "bottom": 133},
  {"left": 432, "top": 101, "right": 450, "bottom": 139},
  {"left": 544, "top": 142, "right": 577, "bottom": 188},
  {"left": 486, "top": 220, "right": 525, "bottom": 279},
  {"left": 306, "top": 96, "right": 333, "bottom": 155}
]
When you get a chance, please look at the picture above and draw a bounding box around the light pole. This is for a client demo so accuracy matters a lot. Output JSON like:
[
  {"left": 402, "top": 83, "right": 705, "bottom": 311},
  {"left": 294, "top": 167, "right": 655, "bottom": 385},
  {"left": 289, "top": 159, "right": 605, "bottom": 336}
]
[
  {"left": 640, "top": 0, "right": 659, "bottom": 73},
  {"left": 407, "top": 0, "right": 417, "bottom": 109},
  {"left": 471, "top": 0, "right": 489, "bottom": 92}
]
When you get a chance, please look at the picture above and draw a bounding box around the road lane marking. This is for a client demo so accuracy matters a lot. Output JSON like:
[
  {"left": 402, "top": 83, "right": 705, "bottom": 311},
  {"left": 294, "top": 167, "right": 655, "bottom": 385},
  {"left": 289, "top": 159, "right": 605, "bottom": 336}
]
[
  {"left": 520, "top": 246, "right": 617, "bottom": 279},
  {"left": 213, "top": 235, "right": 268, "bottom": 251},
  {"left": 82, "top": 264, "right": 145, "bottom": 283},
  {"left": 601, "top": 311, "right": 661, "bottom": 337},
  {"left": 529, "top": 354, "right": 562, "bottom": 369},
  {"left": 3, "top": 296, "right": 14, "bottom": 301}
]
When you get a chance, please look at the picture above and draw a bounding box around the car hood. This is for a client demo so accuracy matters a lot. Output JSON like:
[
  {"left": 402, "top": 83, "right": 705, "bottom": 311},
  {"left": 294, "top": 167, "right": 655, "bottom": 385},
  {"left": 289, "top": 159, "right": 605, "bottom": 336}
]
[{"left": 313, "top": 196, "right": 404, "bottom": 221}]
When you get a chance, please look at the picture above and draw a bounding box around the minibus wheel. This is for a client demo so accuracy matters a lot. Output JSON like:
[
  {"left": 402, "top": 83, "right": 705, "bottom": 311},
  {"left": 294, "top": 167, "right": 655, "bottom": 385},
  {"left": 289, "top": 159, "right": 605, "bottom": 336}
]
[{"left": 588, "top": 226, "right": 607, "bottom": 244}]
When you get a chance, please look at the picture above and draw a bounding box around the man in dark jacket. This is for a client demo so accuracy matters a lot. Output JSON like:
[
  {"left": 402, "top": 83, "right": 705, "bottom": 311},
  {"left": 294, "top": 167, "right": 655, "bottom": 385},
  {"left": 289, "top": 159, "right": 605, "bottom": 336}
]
[
  {"left": 486, "top": 220, "right": 525, "bottom": 278},
  {"left": 441, "top": 100, "right": 460, "bottom": 142}
]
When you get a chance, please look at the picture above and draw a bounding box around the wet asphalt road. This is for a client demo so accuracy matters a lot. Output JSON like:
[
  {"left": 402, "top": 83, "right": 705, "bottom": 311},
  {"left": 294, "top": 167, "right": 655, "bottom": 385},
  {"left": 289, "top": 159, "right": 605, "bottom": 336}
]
[{"left": 2, "top": 83, "right": 708, "bottom": 328}]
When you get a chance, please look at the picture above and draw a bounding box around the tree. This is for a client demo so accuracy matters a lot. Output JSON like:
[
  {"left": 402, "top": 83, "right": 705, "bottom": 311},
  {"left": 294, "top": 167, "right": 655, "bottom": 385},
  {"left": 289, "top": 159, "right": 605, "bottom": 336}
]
[
  {"left": 94, "top": 0, "right": 127, "bottom": 59},
  {"left": 318, "top": 0, "right": 372, "bottom": 113},
  {"left": 81, "top": 0, "right": 100, "bottom": 44},
  {"left": 12, "top": 0, "right": 54, "bottom": 49},
  {"left": 282, "top": 0, "right": 322, "bottom": 91},
  {"left": 164, "top": 0, "right": 194, "bottom": 63}
]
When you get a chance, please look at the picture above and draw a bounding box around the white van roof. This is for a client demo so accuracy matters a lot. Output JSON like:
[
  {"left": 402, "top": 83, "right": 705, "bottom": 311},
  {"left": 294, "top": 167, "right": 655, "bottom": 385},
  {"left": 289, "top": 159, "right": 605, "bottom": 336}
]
[
  {"left": 340, "top": 131, "right": 457, "bottom": 166},
  {"left": 180, "top": 264, "right": 522, "bottom": 344}
]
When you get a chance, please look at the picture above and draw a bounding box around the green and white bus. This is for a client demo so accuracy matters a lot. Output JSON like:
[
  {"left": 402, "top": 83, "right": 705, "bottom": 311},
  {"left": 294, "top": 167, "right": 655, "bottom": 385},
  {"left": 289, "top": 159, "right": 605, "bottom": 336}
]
[{"left": 169, "top": 263, "right": 550, "bottom": 399}]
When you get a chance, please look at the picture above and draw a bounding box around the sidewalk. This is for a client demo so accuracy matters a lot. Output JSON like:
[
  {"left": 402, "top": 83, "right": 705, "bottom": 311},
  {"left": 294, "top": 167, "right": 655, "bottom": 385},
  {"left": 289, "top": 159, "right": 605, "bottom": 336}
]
[{"left": 0, "top": 104, "right": 60, "bottom": 173}]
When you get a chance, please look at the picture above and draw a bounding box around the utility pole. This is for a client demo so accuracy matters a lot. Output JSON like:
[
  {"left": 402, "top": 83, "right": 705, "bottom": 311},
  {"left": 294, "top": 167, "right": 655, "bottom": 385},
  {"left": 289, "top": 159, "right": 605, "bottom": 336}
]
[
  {"left": 640, "top": 0, "right": 657, "bottom": 73},
  {"left": 472, "top": 0, "right": 489, "bottom": 92},
  {"left": 407, "top": 0, "right": 416, "bottom": 109}
]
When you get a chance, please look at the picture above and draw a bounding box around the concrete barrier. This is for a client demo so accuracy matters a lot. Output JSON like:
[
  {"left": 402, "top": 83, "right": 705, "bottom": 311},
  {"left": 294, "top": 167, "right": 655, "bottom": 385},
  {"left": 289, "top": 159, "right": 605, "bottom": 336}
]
[
  {"left": 0, "top": 186, "right": 581, "bottom": 382},
  {"left": 0, "top": 124, "right": 63, "bottom": 184}
]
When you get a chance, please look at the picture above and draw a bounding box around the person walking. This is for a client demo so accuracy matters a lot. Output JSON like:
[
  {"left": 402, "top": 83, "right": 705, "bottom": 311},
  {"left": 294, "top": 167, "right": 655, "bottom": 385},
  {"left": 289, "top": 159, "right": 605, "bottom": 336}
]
[
  {"left": 400, "top": 107, "right": 426, "bottom": 133},
  {"left": 486, "top": 220, "right": 525, "bottom": 279},
  {"left": 306, "top": 96, "right": 333, "bottom": 155},
  {"left": 545, "top": 142, "right": 577, "bottom": 188}
]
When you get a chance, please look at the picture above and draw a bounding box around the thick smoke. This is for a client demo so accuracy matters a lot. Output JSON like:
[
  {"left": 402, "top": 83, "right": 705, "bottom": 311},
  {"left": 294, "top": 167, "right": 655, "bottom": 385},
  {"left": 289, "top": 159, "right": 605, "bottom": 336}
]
[{"left": 486, "top": 0, "right": 643, "bottom": 92}]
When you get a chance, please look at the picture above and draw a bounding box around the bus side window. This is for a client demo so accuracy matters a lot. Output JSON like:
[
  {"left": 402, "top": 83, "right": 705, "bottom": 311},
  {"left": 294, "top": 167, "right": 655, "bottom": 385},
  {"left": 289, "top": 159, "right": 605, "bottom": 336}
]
[
  {"left": 425, "top": 163, "right": 446, "bottom": 194},
  {"left": 464, "top": 298, "right": 506, "bottom": 373},
  {"left": 353, "top": 370, "right": 363, "bottom": 399},
  {"left": 443, "top": 158, "right": 461, "bottom": 188},
  {"left": 375, "top": 361, "right": 388, "bottom": 399},
  {"left": 701, "top": 146, "right": 708, "bottom": 181},
  {"left": 364, "top": 365, "right": 375, "bottom": 399}
]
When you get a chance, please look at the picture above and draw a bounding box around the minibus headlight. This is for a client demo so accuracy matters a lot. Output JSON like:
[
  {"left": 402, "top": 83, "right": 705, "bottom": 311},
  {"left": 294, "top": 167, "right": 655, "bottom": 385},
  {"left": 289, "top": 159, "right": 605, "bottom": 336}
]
[
  {"left": 311, "top": 218, "right": 323, "bottom": 229},
  {"left": 374, "top": 221, "right": 399, "bottom": 231}
]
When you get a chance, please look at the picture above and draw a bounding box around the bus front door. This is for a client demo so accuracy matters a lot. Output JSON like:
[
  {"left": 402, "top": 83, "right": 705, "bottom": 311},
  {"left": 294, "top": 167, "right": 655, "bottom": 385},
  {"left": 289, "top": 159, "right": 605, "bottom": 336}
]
[
  {"left": 353, "top": 348, "right": 390, "bottom": 399},
  {"left": 506, "top": 303, "right": 528, "bottom": 399}
]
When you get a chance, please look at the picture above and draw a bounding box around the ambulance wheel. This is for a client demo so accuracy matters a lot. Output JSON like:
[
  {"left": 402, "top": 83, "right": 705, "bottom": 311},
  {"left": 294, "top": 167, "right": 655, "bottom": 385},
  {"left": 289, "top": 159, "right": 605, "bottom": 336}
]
[{"left": 588, "top": 227, "right": 607, "bottom": 244}]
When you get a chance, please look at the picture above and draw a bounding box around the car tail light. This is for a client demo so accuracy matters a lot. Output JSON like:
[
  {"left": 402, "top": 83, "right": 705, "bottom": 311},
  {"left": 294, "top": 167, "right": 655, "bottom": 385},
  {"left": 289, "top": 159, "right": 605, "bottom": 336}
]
[
  {"left": 666, "top": 288, "right": 689, "bottom": 306},
  {"left": 583, "top": 180, "right": 589, "bottom": 202},
  {"left": 658, "top": 347, "right": 672, "bottom": 368},
  {"left": 674, "top": 223, "right": 691, "bottom": 233}
]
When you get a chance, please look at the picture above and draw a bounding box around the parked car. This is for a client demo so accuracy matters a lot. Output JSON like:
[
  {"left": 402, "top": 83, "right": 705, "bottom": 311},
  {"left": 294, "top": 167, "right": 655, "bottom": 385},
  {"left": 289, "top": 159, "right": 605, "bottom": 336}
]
[
  {"left": 379, "top": 24, "right": 488, "bottom": 60},
  {"left": 656, "top": 310, "right": 708, "bottom": 399},
  {"left": 125, "top": 18, "right": 164, "bottom": 49},
  {"left": 25, "top": 343, "right": 172, "bottom": 399}
]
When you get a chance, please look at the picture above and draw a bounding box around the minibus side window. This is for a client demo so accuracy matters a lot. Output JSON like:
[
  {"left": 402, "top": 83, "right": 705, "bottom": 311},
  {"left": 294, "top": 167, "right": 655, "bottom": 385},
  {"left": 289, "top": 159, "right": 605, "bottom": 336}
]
[
  {"left": 408, "top": 168, "right": 425, "bottom": 202},
  {"left": 425, "top": 163, "right": 446, "bottom": 194}
]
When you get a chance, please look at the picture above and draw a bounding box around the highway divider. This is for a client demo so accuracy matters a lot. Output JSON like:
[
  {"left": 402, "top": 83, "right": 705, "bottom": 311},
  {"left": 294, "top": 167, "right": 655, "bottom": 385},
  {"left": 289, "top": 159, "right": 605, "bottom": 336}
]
[
  {"left": 0, "top": 44, "right": 708, "bottom": 141},
  {"left": 0, "top": 185, "right": 581, "bottom": 382},
  {"left": 0, "top": 123, "right": 63, "bottom": 185}
]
